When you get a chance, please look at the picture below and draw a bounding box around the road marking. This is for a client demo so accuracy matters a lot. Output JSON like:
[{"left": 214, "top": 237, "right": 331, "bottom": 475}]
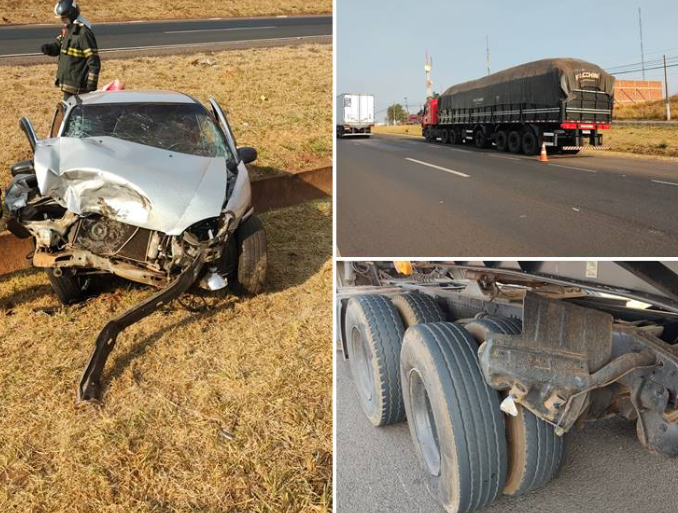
[
  {"left": 405, "top": 158, "right": 470, "bottom": 178},
  {"left": 548, "top": 163, "right": 597, "bottom": 173},
  {"left": 652, "top": 179, "right": 678, "bottom": 187},
  {"left": 165, "top": 26, "right": 275, "bottom": 34},
  {"left": 487, "top": 154, "right": 521, "bottom": 161}
]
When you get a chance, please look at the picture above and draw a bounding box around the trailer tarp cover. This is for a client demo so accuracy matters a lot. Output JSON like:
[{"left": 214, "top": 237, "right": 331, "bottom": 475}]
[{"left": 439, "top": 58, "right": 615, "bottom": 111}]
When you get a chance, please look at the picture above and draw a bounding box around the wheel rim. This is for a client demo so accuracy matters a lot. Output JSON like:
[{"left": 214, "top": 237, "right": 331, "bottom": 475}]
[
  {"left": 409, "top": 368, "right": 441, "bottom": 476},
  {"left": 351, "top": 326, "right": 374, "bottom": 403}
]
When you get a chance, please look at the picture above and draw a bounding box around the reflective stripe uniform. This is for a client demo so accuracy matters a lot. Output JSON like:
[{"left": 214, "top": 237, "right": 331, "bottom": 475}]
[{"left": 42, "top": 20, "right": 101, "bottom": 94}]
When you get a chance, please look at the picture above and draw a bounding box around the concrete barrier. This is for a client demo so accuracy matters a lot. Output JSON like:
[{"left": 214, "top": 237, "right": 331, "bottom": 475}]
[{"left": 0, "top": 165, "right": 331, "bottom": 276}]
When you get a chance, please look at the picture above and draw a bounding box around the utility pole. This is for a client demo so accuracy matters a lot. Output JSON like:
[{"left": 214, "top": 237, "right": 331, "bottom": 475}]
[
  {"left": 638, "top": 7, "right": 646, "bottom": 80},
  {"left": 392, "top": 104, "right": 396, "bottom": 126},
  {"left": 404, "top": 97, "right": 409, "bottom": 118},
  {"left": 664, "top": 54, "right": 672, "bottom": 121},
  {"left": 425, "top": 51, "right": 433, "bottom": 99},
  {"left": 486, "top": 35, "right": 491, "bottom": 76}
]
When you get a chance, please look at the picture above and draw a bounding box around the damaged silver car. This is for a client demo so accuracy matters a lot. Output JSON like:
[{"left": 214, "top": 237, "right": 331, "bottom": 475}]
[{"left": 4, "top": 90, "right": 267, "bottom": 400}]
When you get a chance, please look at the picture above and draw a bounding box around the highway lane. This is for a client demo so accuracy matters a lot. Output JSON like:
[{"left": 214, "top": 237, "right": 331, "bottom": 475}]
[
  {"left": 336, "top": 354, "right": 678, "bottom": 513},
  {"left": 336, "top": 134, "right": 678, "bottom": 257},
  {"left": 0, "top": 15, "right": 331, "bottom": 56}
]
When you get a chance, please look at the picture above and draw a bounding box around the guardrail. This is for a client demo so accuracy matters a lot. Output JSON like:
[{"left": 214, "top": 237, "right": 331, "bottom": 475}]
[{"left": 0, "top": 165, "right": 331, "bottom": 276}]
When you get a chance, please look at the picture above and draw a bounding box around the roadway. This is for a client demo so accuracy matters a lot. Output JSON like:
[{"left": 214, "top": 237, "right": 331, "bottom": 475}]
[
  {"left": 336, "top": 354, "right": 678, "bottom": 513},
  {"left": 0, "top": 15, "right": 331, "bottom": 57},
  {"left": 336, "top": 134, "right": 678, "bottom": 257}
]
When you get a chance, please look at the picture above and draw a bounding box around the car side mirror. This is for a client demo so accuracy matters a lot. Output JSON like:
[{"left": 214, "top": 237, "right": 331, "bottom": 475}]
[
  {"left": 11, "top": 159, "right": 35, "bottom": 177},
  {"left": 19, "top": 117, "right": 37, "bottom": 153},
  {"left": 238, "top": 146, "right": 257, "bottom": 165}
]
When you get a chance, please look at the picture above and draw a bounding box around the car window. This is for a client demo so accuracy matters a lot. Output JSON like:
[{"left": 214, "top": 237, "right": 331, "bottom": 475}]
[{"left": 62, "top": 103, "right": 233, "bottom": 161}]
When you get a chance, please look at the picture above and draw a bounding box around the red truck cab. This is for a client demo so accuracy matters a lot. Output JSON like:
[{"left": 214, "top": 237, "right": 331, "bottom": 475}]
[{"left": 421, "top": 98, "right": 438, "bottom": 139}]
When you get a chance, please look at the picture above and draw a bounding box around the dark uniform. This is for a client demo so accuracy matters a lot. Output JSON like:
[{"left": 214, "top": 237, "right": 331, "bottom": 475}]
[{"left": 42, "top": 20, "right": 100, "bottom": 99}]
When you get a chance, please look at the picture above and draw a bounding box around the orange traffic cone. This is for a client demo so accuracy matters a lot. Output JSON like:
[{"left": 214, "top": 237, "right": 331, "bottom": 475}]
[{"left": 539, "top": 142, "right": 549, "bottom": 162}]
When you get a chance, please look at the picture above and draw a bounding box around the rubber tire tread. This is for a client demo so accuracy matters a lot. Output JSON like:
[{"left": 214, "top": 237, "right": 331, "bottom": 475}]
[
  {"left": 465, "top": 316, "right": 566, "bottom": 497},
  {"left": 235, "top": 215, "right": 267, "bottom": 296},
  {"left": 401, "top": 322, "right": 507, "bottom": 513},
  {"left": 346, "top": 294, "right": 406, "bottom": 426},
  {"left": 391, "top": 293, "right": 445, "bottom": 328},
  {"left": 46, "top": 270, "right": 86, "bottom": 305}
]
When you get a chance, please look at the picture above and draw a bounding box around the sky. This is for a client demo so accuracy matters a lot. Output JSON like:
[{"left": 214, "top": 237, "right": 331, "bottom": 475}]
[{"left": 336, "top": 0, "right": 678, "bottom": 120}]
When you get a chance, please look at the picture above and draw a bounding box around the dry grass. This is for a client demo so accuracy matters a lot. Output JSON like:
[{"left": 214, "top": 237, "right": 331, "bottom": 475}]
[
  {"left": 373, "top": 123, "right": 678, "bottom": 159},
  {"left": 0, "top": 198, "right": 332, "bottom": 512},
  {"left": 0, "top": 44, "right": 332, "bottom": 191},
  {"left": 614, "top": 94, "right": 678, "bottom": 121},
  {"left": 0, "top": 0, "right": 330, "bottom": 25}
]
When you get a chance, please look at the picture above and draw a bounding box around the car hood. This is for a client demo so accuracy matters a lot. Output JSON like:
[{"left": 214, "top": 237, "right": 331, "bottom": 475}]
[{"left": 33, "top": 136, "right": 228, "bottom": 235}]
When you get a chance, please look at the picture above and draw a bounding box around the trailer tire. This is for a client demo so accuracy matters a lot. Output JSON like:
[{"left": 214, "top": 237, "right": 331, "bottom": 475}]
[
  {"left": 463, "top": 316, "right": 566, "bottom": 497},
  {"left": 441, "top": 129, "right": 451, "bottom": 144},
  {"left": 474, "top": 128, "right": 490, "bottom": 149},
  {"left": 495, "top": 130, "right": 509, "bottom": 152},
  {"left": 46, "top": 270, "right": 91, "bottom": 305},
  {"left": 508, "top": 131, "right": 522, "bottom": 154},
  {"left": 234, "top": 214, "right": 267, "bottom": 296},
  {"left": 345, "top": 294, "right": 406, "bottom": 426},
  {"left": 449, "top": 128, "right": 459, "bottom": 145},
  {"left": 522, "top": 130, "right": 539, "bottom": 156},
  {"left": 401, "top": 322, "right": 507, "bottom": 513},
  {"left": 391, "top": 293, "right": 445, "bottom": 328},
  {"left": 424, "top": 128, "right": 435, "bottom": 143}
]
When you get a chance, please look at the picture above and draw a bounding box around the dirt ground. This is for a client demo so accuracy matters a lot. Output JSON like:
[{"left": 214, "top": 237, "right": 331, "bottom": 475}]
[
  {"left": 0, "top": 198, "right": 332, "bottom": 512},
  {"left": 373, "top": 124, "right": 678, "bottom": 159},
  {"left": 0, "top": 0, "right": 331, "bottom": 25},
  {"left": 0, "top": 43, "right": 332, "bottom": 191}
]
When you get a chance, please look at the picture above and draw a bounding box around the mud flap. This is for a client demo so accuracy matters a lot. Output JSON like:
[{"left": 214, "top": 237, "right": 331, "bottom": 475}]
[{"left": 77, "top": 251, "right": 205, "bottom": 401}]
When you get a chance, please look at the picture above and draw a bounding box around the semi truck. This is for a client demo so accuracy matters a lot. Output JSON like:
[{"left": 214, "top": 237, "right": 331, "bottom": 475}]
[
  {"left": 421, "top": 58, "right": 615, "bottom": 155},
  {"left": 336, "top": 93, "right": 375, "bottom": 137},
  {"left": 336, "top": 261, "right": 678, "bottom": 513}
]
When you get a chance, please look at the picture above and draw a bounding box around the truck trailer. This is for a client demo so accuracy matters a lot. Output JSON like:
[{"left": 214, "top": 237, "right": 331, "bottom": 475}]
[
  {"left": 422, "top": 58, "right": 615, "bottom": 155},
  {"left": 336, "top": 93, "right": 375, "bottom": 137},
  {"left": 337, "top": 261, "right": 678, "bottom": 513}
]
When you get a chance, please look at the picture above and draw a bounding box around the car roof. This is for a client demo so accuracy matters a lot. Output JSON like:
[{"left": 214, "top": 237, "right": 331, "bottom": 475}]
[{"left": 65, "top": 90, "right": 201, "bottom": 106}]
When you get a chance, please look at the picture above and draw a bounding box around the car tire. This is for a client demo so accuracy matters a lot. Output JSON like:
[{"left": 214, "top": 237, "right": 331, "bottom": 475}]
[
  {"left": 522, "top": 130, "right": 539, "bottom": 156},
  {"left": 508, "top": 130, "right": 523, "bottom": 154},
  {"left": 391, "top": 293, "right": 445, "bottom": 328},
  {"left": 495, "top": 130, "right": 509, "bottom": 152},
  {"left": 401, "top": 322, "right": 507, "bottom": 513},
  {"left": 234, "top": 214, "right": 267, "bottom": 296},
  {"left": 463, "top": 316, "right": 566, "bottom": 497},
  {"left": 46, "top": 269, "right": 91, "bottom": 305},
  {"left": 345, "top": 294, "right": 406, "bottom": 426}
]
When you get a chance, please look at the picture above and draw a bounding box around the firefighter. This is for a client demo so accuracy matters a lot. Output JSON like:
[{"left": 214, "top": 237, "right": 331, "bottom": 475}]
[{"left": 40, "top": 0, "right": 101, "bottom": 100}]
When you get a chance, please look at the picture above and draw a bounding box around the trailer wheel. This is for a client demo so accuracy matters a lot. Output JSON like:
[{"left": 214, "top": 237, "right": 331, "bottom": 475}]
[
  {"left": 441, "top": 129, "right": 451, "bottom": 144},
  {"left": 345, "top": 294, "right": 406, "bottom": 426},
  {"left": 522, "top": 131, "right": 539, "bottom": 156},
  {"left": 508, "top": 131, "right": 522, "bottom": 154},
  {"left": 463, "top": 316, "right": 566, "bottom": 497},
  {"left": 401, "top": 322, "right": 507, "bottom": 513},
  {"left": 495, "top": 130, "right": 509, "bottom": 152},
  {"left": 391, "top": 293, "right": 445, "bottom": 328},
  {"left": 474, "top": 128, "right": 490, "bottom": 149},
  {"left": 449, "top": 129, "right": 459, "bottom": 145}
]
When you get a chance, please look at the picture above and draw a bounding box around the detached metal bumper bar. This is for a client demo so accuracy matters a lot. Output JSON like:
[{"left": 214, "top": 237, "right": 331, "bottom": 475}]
[{"left": 77, "top": 251, "right": 205, "bottom": 401}]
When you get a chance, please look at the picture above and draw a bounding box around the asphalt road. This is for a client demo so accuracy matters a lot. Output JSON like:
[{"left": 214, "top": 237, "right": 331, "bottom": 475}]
[
  {"left": 336, "top": 134, "right": 678, "bottom": 257},
  {"left": 336, "top": 353, "right": 678, "bottom": 513},
  {"left": 0, "top": 15, "right": 331, "bottom": 56}
]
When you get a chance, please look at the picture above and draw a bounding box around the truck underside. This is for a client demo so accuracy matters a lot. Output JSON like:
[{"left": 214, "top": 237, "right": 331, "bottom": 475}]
[{"left": 337, "top": 261, "right": 678, "bottom": 512}]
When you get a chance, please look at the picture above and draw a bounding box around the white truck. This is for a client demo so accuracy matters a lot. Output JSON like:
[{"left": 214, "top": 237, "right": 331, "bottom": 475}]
[{"left": 336, "top": 93, "right": 375, "bottom": 138}]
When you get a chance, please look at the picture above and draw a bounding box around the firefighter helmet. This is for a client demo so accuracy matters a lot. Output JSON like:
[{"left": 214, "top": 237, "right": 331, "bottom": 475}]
[{"left": 54, "top": 0, "right": 80, "bottom": 22}]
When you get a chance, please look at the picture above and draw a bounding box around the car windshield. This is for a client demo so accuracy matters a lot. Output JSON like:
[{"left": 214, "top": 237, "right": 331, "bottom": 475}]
[{"left": 62, "top": 103, "right": 233, "bottom": 160}]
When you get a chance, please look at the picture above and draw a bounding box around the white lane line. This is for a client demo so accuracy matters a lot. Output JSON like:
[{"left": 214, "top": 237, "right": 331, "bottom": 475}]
[
  {"left": 165, "top": 26, "right": 276, "bottom": 34},
  {"left": 487, "top": 154, "right": 521, "bottom": 161},
  {"left": 652, "top": 179, "right": 678, "bottom": 187},
  {"left": 405, "top": 158, "right": 470, "bottom": 178},
  {"left": 548, "top": 163, "right": 598, "bottom": 173}
]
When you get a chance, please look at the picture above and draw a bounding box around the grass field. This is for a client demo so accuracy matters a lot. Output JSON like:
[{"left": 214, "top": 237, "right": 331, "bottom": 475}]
[
  {"left": 0, "top": 198, "right": 332, "bottom": 512},
  {"left": 1, "top": 0, "right": 331, "bottom": 25},
  {"left": 615, "top": 94, "right": 677, "bottom": 121},
  {"left": 373, "top": 124, "right": 678, "bottom": 159},
  {"left": 0, "top": 43, "right": 332, "bottom": 191}
]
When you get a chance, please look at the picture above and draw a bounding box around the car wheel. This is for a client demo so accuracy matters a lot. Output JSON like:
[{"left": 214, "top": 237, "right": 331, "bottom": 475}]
[
  {"left": 46, "top": 269, "right": 91, "bottom": 305},
  {"left": 345, "top": 294, "right": 406, "bottom": 426},
  {"left": 463, "top": 316, "right": 566, "bottom": 497},
  {"left": 233, "top": 214, "right": 267, "bottom": 296},
  {"left": 401, "top": 322, "right": 507, "bottom": 513}
]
